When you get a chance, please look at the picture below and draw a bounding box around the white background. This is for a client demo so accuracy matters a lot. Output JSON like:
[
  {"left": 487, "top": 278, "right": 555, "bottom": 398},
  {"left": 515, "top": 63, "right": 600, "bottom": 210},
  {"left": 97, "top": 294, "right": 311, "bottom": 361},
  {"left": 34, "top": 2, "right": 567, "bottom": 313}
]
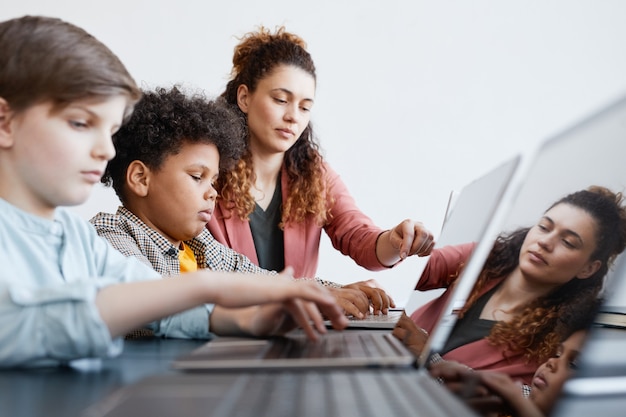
[{"left": 4, "top": 1, "right": 626, "bottom": 307}]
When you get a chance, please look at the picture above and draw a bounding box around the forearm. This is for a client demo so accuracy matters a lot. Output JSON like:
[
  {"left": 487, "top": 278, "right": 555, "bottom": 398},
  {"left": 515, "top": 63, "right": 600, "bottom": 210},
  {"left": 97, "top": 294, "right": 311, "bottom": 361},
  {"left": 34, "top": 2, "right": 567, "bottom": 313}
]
[
  {"left": 208, "top": 305, "right": 255, "bottom": 336},
  {"left": 95, "top": 276, "right": 209, "bottom": 338},
  {"left": 375, "top": 230, "right": 402, "bottom": 267}
]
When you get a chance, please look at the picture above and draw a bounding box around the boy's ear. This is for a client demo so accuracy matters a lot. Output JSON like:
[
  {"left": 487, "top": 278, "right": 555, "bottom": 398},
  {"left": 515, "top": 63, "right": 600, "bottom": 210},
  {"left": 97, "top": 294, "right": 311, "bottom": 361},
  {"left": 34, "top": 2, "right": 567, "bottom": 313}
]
[
  {"left": 236, "top": 85, "right": 250, "bottom": 114},
  {"left": 126, "top": 160, "right": 150, "bottom": 197},
  {"left": 0, "top": 98, "right": 15, "bottom": 148}
]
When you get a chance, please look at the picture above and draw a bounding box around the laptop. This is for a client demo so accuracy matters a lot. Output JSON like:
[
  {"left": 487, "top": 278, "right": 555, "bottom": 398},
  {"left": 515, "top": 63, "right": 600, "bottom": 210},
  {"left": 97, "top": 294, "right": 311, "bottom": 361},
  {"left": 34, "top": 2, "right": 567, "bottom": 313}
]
[
  {"left": 170, "top": 155, "right": 521, "bottom": 371},
  {"left": 337, "top": 189, "right": 460, "bottom": 330},
  {"left": 84, "top": 94, "right": 626, "bottom": 416},
  {"left": 344, "top": 157, "right": 520, "bottom": 330}
]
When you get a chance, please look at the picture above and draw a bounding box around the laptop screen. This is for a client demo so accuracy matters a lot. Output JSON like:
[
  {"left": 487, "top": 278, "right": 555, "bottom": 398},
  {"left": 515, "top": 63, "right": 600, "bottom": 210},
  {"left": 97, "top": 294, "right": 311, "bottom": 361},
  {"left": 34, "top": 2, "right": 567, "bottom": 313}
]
[
  {"left": 399, "top": 93, "right": 626, "bottom": 414},
  {"left": 397, "top": 155, "right": 522, "bottom": 367}
]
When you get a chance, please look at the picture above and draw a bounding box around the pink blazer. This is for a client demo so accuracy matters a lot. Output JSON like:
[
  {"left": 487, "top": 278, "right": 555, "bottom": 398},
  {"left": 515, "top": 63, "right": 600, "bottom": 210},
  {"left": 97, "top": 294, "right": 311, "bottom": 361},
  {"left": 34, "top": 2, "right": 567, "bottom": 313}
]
[
  {"left": 411, "top": 243, "right": 540, "bottom": 384},
  {"left": 207, "top": 163, "right": 387, "bottom": 279}
]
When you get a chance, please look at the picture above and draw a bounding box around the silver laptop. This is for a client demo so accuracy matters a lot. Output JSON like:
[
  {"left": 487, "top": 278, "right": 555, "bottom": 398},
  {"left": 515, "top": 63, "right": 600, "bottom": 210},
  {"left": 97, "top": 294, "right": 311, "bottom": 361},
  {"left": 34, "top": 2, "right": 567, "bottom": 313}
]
[
  {"left": 338, "top": 190, "right": 457, "bottom": 329},
  {"left": 171, "top": 155, "right": 521, "bottom": 371}
]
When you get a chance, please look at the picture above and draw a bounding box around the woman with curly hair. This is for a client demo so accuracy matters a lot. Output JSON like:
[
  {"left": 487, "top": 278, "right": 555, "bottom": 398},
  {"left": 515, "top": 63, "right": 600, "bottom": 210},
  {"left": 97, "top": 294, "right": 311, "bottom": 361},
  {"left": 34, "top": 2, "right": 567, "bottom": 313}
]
[
  {"left": 408, "top": 185, "right": 626, "bottom": 384},
  {"left": 207, "top": 26, "right": 435, "bottom": 318}
]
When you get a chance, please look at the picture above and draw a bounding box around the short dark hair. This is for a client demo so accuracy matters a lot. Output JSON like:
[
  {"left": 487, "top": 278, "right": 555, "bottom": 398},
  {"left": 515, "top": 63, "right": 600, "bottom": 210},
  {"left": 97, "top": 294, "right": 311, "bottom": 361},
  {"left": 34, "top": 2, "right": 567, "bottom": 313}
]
[
  {"left": 102, "top": 86, "right": 246, "bottom": 204},
  {"left": 0, "top": 15, "right": 140, "bottom": 117}
]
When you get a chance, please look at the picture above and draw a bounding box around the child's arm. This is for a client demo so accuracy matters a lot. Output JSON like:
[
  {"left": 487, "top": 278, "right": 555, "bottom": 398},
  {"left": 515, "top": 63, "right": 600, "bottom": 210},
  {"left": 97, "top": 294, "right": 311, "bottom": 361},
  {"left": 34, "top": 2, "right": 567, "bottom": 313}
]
[{"left": 95, "top": 268, "right": 347, "bottom": 341}]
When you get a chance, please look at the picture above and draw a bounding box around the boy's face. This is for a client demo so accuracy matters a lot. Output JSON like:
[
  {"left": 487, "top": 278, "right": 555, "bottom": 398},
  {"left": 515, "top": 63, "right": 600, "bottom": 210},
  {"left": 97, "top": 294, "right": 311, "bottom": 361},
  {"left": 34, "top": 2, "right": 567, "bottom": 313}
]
[
  {"left": 529, "top": 330, "right": 587, "bottom": 413},
  {"left": 136, "top": 141, "right": 220, "bottom": 246},
  {"left": 0, "top": 96, "right": 126, "bottom": 218}
]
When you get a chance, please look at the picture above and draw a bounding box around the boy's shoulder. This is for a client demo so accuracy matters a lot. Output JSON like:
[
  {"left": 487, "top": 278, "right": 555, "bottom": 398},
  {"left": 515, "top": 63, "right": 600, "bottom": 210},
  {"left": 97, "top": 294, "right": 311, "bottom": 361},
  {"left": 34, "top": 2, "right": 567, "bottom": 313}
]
[
  {"left": 89, "top": 210, "right": 121, "bottom": 231},
  {"left": 90, "top": 207, "right": 144, "bottom": 233}
]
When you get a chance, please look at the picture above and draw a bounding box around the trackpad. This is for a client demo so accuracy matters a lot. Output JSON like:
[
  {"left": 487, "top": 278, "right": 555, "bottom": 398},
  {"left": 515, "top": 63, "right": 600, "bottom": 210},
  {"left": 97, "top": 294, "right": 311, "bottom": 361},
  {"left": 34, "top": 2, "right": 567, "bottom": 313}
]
[{"left": 190, "top": 339, "right": 271, "bottom": 360}]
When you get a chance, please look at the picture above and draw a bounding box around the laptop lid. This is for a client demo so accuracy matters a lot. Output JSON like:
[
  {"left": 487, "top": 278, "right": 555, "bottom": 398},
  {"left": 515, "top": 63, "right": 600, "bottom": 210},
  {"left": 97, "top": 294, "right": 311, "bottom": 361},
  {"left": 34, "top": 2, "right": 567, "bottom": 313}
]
[{"left": 396, "top": 155, "right": 523, "bottom": 367}]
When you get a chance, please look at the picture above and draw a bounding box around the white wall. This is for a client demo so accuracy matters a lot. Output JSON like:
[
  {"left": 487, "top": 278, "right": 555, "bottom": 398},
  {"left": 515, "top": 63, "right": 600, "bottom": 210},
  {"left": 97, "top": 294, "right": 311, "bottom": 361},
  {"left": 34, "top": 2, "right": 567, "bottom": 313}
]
[{"left": 3, "top": 1, "right": 626, "bottom": 307}]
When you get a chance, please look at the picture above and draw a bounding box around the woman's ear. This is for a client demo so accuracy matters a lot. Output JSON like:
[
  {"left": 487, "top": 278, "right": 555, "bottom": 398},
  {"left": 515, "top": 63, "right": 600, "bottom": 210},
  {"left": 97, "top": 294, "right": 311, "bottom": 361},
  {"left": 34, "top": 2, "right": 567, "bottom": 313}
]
[
  {"left": 236, "top": 84, "right": 250, "bottom": 114},
  {"left": 0, "top": 98, "right": 15, "bottom": 148},
  {"left": 576, "top": 259, "right": 602, "bottom": 279},
  {"left": 126, "top": 160, "right": 150, "bottom": 197}
]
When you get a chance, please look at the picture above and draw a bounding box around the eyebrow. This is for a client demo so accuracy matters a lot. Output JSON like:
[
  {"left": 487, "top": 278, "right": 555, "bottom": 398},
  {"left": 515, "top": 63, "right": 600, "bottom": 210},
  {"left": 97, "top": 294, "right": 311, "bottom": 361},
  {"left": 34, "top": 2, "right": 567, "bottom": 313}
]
[
  {"left": 542, "top": 215, "right": 585, "bottom": 244},
  {"left": 65, "top": 103, "right": 97, "bottom": 117},
  {"left": 272, "top": 88, "right": 315, "bottom": 104}
]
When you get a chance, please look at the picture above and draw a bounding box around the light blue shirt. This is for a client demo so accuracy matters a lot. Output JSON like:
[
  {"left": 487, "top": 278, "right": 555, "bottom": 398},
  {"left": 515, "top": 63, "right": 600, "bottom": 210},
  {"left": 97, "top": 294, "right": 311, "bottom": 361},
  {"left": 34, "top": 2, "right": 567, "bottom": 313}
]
[{"left": 0, "top": 198, "right": 160, "bottom": 367}]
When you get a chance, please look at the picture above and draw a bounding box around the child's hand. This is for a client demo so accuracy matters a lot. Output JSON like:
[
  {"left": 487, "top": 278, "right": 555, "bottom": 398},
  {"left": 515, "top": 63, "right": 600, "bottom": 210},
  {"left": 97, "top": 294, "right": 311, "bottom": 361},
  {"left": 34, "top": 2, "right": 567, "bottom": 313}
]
[
  {"left": 342, "top": 279, "right": 395, "bottom": 315},
  {"left": 327, "top": 287, "right": 370, "bottom": 318}
]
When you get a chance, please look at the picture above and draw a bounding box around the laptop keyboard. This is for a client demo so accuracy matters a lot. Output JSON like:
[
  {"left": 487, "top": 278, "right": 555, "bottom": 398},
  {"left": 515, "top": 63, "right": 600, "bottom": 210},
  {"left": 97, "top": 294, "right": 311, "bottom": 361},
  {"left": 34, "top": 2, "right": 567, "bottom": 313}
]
[
  {"left": 263, "top": 332, "right": 402, "bottom": 359},
  {"left": 87, "top": 370, "right": 478, "bottom": 417},
  {"left": 352, "top": 310, "right": 403, "bottom": 323}
]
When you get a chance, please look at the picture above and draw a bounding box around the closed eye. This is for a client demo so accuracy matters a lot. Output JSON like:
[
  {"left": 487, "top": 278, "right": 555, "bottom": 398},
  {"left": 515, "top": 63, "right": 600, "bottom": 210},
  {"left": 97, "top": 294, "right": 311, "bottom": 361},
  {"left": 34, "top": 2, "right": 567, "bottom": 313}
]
[{"left": 69, "top": 120, "right": 89, "bottom": 129}]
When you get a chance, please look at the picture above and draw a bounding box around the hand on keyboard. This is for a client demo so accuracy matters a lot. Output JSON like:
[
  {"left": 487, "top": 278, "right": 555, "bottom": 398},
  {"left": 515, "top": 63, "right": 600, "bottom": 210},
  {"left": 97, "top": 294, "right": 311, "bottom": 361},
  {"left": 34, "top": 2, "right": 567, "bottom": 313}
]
[
  {"left": 342, "top": 279, "right": 395, "bottom": 315},
  {"left": 327, "top": 286, "right": 370, "bottom": 318}
]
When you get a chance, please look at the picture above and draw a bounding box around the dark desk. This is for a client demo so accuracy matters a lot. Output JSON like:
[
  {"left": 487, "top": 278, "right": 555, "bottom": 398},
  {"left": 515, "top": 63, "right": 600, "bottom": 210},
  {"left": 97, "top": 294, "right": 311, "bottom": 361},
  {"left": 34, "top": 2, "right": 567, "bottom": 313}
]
[
  {"left": 5, "top": 328, "right": 626, "bottom": 417},
  {"left": 0, "top": 339, "right": 205, "bottom": 417}
]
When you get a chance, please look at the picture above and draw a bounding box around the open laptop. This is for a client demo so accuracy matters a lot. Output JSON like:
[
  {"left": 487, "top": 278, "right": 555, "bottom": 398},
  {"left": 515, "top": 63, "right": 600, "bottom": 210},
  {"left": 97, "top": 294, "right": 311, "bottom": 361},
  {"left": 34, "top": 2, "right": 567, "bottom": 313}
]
[
  {"left": 338, "top": 189, "right": 458, "bottom": 330},
  {"left": 343, "top": 156, "right": 520, "bottom": 330},
  {"left": 84, "top": 93, "right": 626, "bottom": 416},
  {"left": 170, "top": 155, "right": 521, "bottom": 371}
]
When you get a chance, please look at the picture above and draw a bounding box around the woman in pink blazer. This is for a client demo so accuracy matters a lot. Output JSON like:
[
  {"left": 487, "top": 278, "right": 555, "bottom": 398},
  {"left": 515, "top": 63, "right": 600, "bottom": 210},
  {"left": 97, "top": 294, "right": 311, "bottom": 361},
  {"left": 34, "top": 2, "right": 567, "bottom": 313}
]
[{"left": 207, "top": 26, "right": 435, "bottom": 318}]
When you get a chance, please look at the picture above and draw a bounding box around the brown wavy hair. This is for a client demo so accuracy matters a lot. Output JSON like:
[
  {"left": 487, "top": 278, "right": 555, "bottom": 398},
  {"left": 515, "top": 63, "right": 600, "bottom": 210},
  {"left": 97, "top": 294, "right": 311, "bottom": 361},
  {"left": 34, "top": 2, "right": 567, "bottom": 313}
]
[
  {"left": 0, "top": 16, "right": 140, "bottom": 118},
  {"left": 217, "top": 26, "right": 331, "bottom": 227},
  {"left": 463, "top": 186, "right": 626, "bottom": 363}
]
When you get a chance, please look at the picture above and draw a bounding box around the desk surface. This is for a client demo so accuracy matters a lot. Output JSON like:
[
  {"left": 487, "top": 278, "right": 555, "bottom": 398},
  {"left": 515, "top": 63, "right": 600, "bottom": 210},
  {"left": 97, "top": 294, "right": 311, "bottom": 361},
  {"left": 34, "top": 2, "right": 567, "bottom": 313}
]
[
  {"left": 3, "top": 328, "right": 626, "bottom": 417},
  {"left": 0, "top": 338, "right": 205, "bottom": 417}
]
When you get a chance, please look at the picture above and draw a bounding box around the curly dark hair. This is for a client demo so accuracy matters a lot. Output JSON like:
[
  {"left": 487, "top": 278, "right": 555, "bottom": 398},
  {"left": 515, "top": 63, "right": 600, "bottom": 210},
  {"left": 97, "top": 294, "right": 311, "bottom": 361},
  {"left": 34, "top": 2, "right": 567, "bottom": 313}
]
[
  {"left": 216, "top": 26, "right": 331, "bottom": 227},
  {"left": 463, "top": 186, "right": 626, "bottom": 363},
  {"left": 553, "top": 296, "right": 603, "bottom": 342},
  {"left": 101, "top": 86, "right": 246, "bottom": 204}
]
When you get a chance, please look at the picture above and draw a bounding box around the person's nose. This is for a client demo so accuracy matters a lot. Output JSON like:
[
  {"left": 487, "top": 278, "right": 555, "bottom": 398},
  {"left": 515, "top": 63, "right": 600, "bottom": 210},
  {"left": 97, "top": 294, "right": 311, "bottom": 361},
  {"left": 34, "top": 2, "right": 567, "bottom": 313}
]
[
  {"left": 537, "top": 233, "right": 556, "bottom": 252},
  {"left": 283, "top": 103, "right": 300, "bottom": 124},
  {"left": 545, "top": 357, "right": 558, "bottom": 372},
  {"left": 205, "top": 184, "right": 218, "bottom": 201},
  {"left": 93, "top": 130, "right": 116, "bottom": 161}
]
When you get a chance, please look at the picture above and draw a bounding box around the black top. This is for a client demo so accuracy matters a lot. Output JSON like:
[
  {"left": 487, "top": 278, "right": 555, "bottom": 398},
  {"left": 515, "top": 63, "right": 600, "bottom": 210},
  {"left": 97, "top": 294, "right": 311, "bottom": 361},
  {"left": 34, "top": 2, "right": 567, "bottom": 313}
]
[
  {"left": 440, "top": 285, "right": 498, "bottom": 355},
  {"left": 249, "top": 178, "right": 285, "bottom": 271}
]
